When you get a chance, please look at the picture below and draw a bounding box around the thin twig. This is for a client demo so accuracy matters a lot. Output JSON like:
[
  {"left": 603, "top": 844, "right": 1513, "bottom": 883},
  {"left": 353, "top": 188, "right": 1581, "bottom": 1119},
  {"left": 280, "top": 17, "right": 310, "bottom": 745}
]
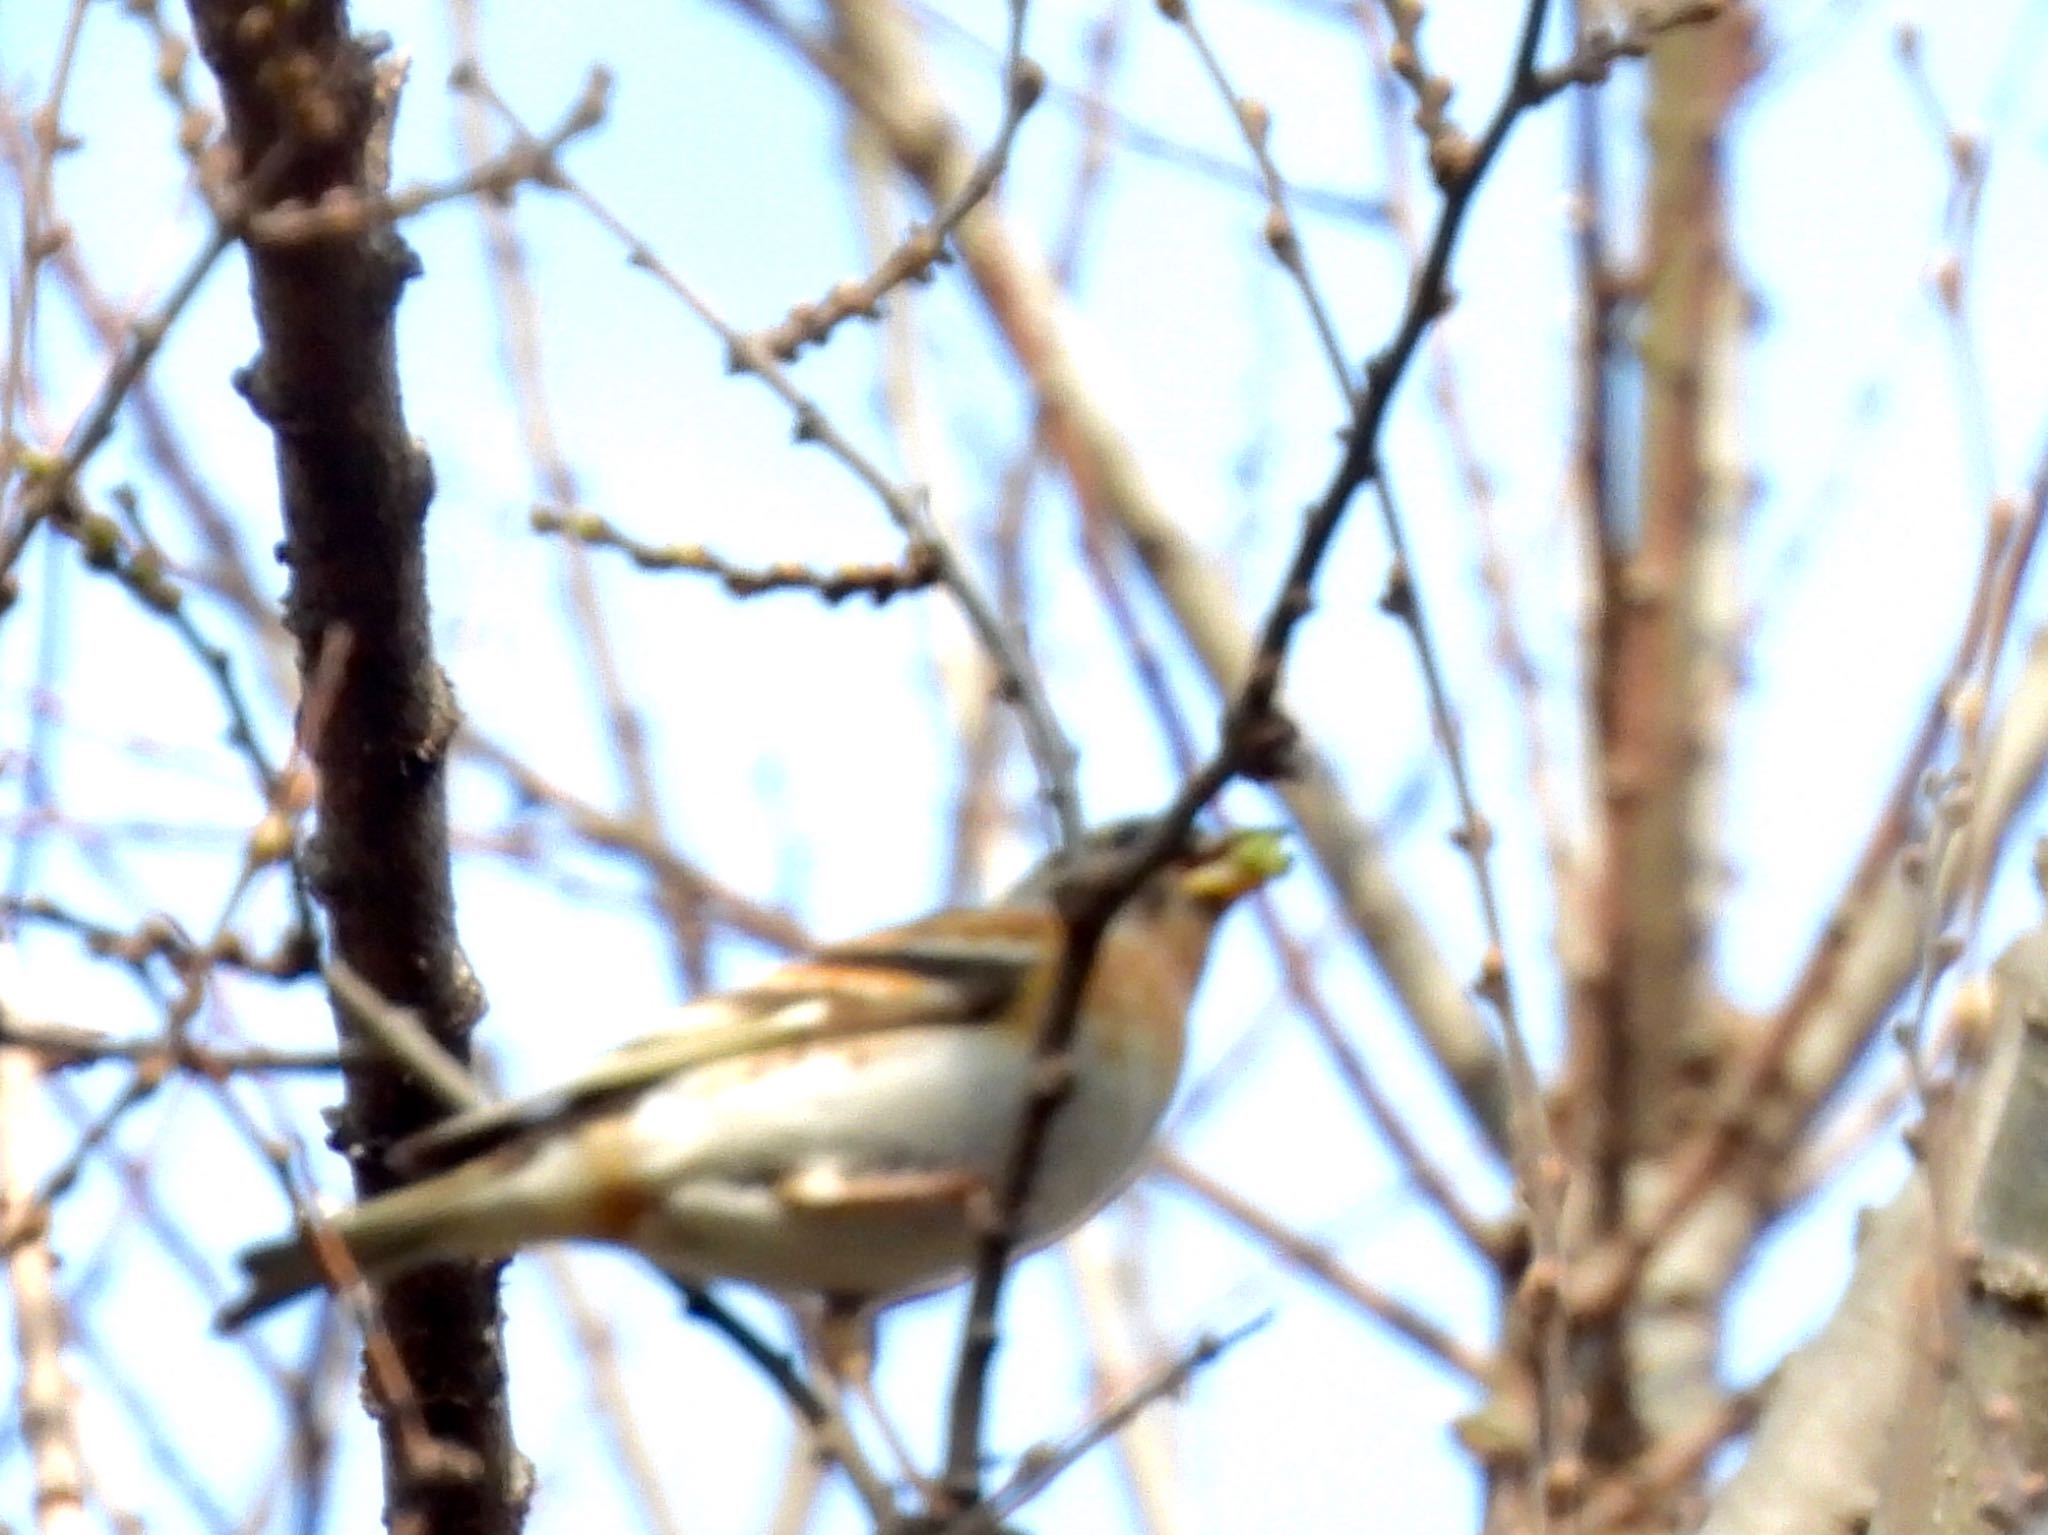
[
  {"left": 244, "top": 67, "right": 610, "bottom": 246},
  {"left": 1160, "top": 0, "right": 1350, "bottom": 390},
  {"left": 1062, "top": 1215, "right": 1186, "bottom": 1535},
  {"left": 323, "top": 961, "right": 486, "bottom": 1114},
  {"left": 941, "top": 0, "right": 1133, "bottom": 904},
  {"left": 0, "top": 0, "right": 93, "bottom": 506},
  {"left": 1, "top": 137, "right": 278, "bottom": 579},
  {"left": 1575, "top": 453, "right": 2048, "bottom": 1316},
  {"left": 459, "top": 730, "right": 813, "bottom": 954},
  {"left": 32, "top": 481, "right": 319, "bottom": 944},
  {"left": 937, "top": 0, "right": 1649, "bottom": 1505},
  {"left": 900, "top": 0, "right": 1390, "bottom": 226},
  {"left": 978, "top": 1313, "right": 1269, "bottom": 1525},
  {"left": 537, "top": 1253, "right": 690, "bottom": 1535},
  {"left": 446, "top": 11, "right": 713, "bottom": 996},
  {"left": 0, "top": 1016, "right": 349, "bottom": 1075},
  {"left": 1250, "top": 895, "right": 1504, "bottom": 1261},
  {"left": 453, "top": 68, "right": 1085, "bottom": 849},
  {"left": 1360, "top": 0, "right": 1584, "bottom": 928},
  {"left": 532, "top": 506, "right": 942, "bottom": 604},
  {"left": 666, "top": 1280, "right": 902, "bottom": 1526},
  {"left": 752, "top": 0, "right": 1042, "bottom": 361},
  {"left": 2, "top": 895, "right": 315, "bottom": 981},
  {"left": 1150, "top": 1151, "right": 1490, "bottom": 1382}
]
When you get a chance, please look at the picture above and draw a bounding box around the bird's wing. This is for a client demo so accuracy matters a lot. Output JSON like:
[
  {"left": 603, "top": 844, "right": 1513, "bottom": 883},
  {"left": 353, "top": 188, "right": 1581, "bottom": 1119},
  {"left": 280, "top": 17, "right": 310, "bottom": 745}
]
[
  {"left": 804, "top": 907, "right": 1055, "bottom": 1017},
  {"left": 390, "top": 908, "right": 1053, "bottom": 1174}
]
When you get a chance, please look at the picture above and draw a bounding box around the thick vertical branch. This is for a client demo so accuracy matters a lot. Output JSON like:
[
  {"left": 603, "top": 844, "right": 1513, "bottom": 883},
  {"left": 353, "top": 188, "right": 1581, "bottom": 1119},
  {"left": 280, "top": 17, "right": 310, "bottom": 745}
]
[
  {"left": 1695, "top": 1172, "right": 1928, "bottom": 1535},
  {"left": 1704, "top": 893, "right": 2048, "bottom": 1535},
  {"left": 1558, "top": 7, "right": 1632, "bottom": 1454},
  {"left": 182, "top": 6, "right": 522, "bottom": 1533},
  {"left": 1577, "top": 1, "right": 1758, "bottom": 1470},
  {"left": 1885, "top": 909, "right": 2048, "bottom": 1535},
  {"left": 1609, "top": 12, "right": 1749, "bottom": 1122}
]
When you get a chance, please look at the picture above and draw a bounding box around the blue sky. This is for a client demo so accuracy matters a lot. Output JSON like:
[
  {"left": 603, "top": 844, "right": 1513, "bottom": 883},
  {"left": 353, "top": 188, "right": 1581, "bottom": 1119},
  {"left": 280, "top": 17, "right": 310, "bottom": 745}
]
[{"left": 5, "top": 0, "right": 2048, "bottom": 1530}]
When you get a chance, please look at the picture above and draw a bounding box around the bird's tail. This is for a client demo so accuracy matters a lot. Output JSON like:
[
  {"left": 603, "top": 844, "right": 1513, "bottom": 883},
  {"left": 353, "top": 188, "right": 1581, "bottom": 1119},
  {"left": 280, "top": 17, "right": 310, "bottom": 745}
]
[{"left": 217, "top": 1158, "right": 521, "bottom": 1330}]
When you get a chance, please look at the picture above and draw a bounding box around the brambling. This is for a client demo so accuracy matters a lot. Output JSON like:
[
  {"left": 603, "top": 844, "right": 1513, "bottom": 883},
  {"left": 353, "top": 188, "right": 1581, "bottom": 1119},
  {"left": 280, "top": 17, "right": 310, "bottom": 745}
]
[{"left": 217, "top": 822, "right": 1287, "bottom": 1343}]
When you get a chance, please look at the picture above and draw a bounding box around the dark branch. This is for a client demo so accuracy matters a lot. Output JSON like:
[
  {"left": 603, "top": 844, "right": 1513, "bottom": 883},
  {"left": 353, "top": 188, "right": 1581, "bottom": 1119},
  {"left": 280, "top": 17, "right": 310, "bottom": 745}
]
[
  {"left": 181, "top": 5, "right": 524, "bottom": 1531},
  {"left": 934, "top": 0, "right": 1687, "bottom": 1510}
]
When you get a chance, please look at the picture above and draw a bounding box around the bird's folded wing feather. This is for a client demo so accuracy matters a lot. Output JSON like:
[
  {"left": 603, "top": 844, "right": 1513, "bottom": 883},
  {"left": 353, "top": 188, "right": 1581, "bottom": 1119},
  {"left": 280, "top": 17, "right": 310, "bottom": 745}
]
[{"left": 390, "top": 908, "right": 1053, "bottom": 1174}]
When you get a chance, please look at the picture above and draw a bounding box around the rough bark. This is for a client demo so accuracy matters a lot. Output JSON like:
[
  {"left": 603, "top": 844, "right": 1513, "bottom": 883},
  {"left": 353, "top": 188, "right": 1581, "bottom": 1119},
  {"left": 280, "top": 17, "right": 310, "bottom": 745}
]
[
  {"left": 1707, "top": 900, "right": 2048, "bottom": 1535},
  {"left": 1568, "top": 5, "right": 1760, "bottom": 1478},
  {"left": 182, "top": 6, "right": 524, "bottom": 1532},
  {"left": 1879, "top": 916, "right": 2048, "bottom": 1535}
]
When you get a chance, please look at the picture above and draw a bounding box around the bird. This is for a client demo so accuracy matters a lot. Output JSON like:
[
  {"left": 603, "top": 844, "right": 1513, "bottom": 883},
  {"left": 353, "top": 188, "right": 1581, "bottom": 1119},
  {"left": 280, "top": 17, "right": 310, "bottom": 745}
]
[{"left": 217, "top": 820, "right": 1287, "bottom": 1355}]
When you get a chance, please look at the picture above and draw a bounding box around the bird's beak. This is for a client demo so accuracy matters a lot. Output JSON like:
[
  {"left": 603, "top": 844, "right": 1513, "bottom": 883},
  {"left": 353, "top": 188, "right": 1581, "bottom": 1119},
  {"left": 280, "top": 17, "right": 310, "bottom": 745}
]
[{"left": 1178, "top": 828, "right": 1290, "bottom": 904}]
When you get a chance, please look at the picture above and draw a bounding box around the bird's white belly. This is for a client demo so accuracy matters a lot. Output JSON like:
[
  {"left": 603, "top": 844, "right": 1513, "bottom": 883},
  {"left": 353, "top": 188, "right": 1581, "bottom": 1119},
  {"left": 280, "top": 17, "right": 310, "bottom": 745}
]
[{"left": 615, "top": 1025, "right": 1169, "bottom": 1299}]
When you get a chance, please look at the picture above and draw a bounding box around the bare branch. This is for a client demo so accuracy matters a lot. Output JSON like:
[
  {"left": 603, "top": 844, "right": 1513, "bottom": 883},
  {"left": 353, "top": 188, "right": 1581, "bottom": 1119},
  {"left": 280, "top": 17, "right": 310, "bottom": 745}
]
[
  {"left": 1153, "top": 1150, "right": 1491, "bottom": 1384},
  {"left": 455, "top": 66, "right": 1085, "bottom": 849},
  {"left": 980, "top": 1312, "right": 1267, "bottom": 1525},
  {"left": 0, "top": 983, "right": 92, "bottom": 1535},
  {"left": 180, "top": 6, "right": 520, "bottom": 1527},
  {"left": 446, "top": 4, "right": 712, "bottom": 996},
  {"left": 531, "top": 506, "right": 942, "bottom": 605}
]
